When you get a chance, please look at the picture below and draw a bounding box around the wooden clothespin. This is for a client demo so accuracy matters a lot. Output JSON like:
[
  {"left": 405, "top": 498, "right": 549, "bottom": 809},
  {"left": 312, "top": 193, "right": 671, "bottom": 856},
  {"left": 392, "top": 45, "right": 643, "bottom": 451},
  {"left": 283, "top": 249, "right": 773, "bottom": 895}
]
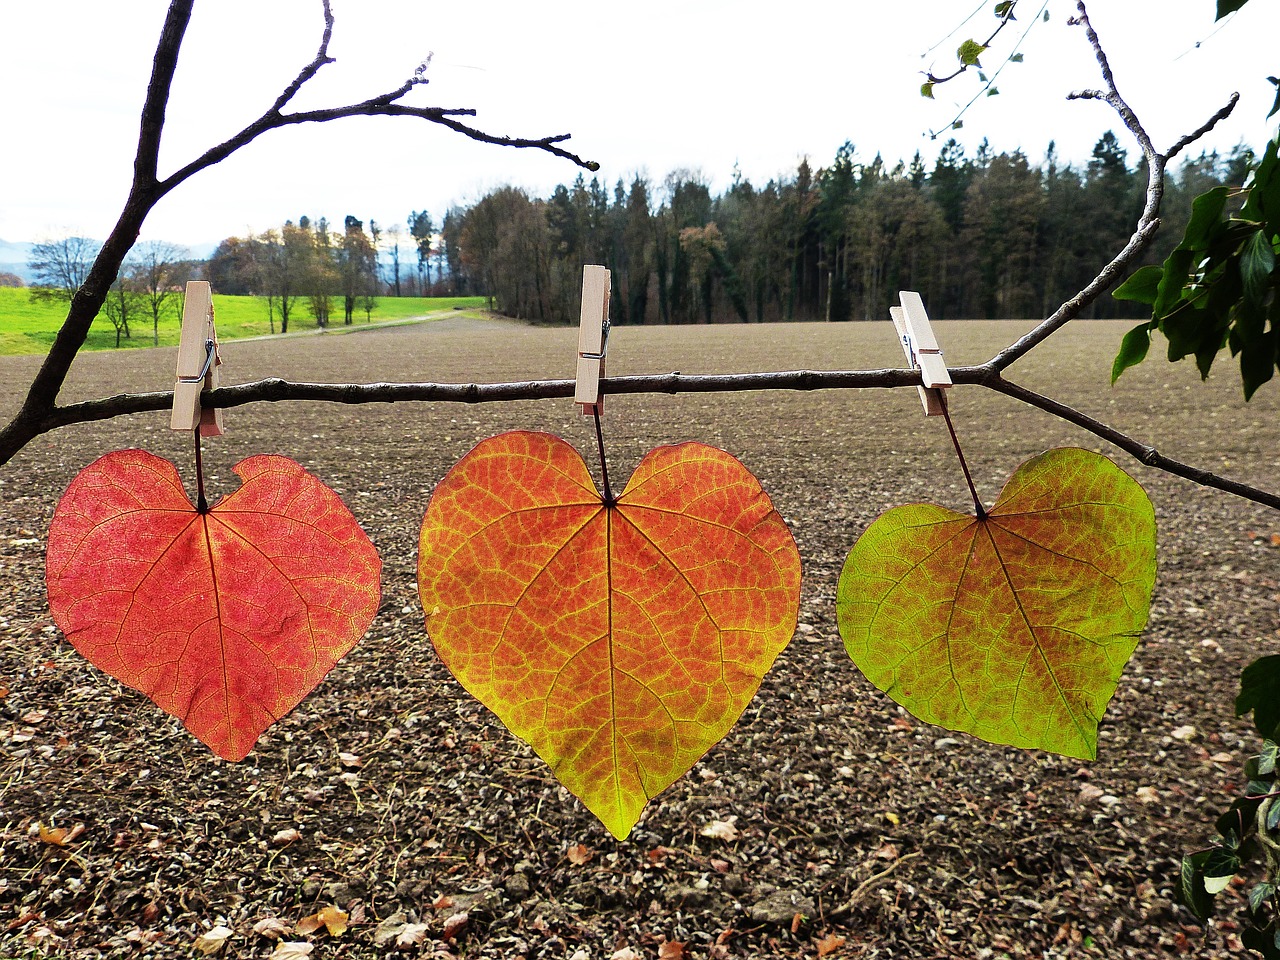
[
  {"left": 170, "top": 280, "right": 224, "bottom": 436},
  {"left": 889, "top": 291, "right": 952, "bottom": 417},
  {"left": 575, "top": 264, "right": 611, "bottom": 416}
]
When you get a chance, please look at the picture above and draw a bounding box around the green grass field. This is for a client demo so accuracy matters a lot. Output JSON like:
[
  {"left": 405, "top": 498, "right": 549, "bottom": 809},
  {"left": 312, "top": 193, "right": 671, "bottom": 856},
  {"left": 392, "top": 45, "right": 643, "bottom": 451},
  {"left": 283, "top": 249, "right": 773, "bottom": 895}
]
[{"left": 0, "top": 288, "right": 487, "bottom": 355}]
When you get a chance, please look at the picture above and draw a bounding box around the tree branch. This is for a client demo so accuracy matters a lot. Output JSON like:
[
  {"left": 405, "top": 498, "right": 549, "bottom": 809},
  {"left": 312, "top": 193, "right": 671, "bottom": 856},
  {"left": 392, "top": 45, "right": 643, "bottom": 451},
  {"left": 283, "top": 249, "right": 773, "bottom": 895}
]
[
  {"left": 0, "top": 0, "right": 597, "bottom": 470},
  {"left": 7, "top": 368, "right": 1276, "bottom": 513},
  {"left": 987, "top": 0, "right": 1237, "bottom": 372},
  {"left": 984, "top": 374, "right": 1280, "bottom": 510},
  {"left": 270, "top": 0, "right": 336, "bottom": 113},
  {"left": 158, "top": 104, "right": 595, "bottom": 197}
]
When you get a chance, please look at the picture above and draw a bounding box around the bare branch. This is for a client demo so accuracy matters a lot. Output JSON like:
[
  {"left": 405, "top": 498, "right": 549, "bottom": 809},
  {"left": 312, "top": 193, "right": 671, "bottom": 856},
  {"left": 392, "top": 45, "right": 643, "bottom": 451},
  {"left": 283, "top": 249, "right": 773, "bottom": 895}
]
[
  {"left": 0, "top": 0, "right": 598, "bottom": 469},
  {"left": 6, "top": 367, "right": 1276, "bottom": 513},
  {"left": 270, "top": 0, "right": 336, "bottom": 113},
  {"left": 134, "top": 1, "right": 196, "bottom": 186},
  {"left": 1066, "top": 3, "right": 1158, "bottom": 160},
  {"left": 988, "top": 0, "right": 1237, "bottom": 371},
  {"left": 159, "top": 103, "right": 596, "bottom": 195},
  {"left": 986, "top": 375, "right": 1280, "bottom": 510},
  {"left": 1164, "top": 92, "right": 1240, "bottom": 162}
]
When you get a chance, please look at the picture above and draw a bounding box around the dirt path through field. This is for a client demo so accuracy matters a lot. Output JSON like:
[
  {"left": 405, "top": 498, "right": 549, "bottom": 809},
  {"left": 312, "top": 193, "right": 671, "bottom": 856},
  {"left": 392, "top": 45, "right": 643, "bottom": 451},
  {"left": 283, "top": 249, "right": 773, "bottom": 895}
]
[{"left": 1, "top": 317, "right": 1278, "bottom": 958}]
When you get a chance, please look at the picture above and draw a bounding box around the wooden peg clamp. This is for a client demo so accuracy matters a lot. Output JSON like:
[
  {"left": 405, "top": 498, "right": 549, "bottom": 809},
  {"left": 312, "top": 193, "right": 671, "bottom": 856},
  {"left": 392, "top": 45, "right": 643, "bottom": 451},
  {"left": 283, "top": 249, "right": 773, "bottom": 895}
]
[
  {"left": 170, "top": 280, "right": 224, "bottom": 436},
  {"left": 890, "top": 290, "right": 952, "bottom": 417},
  {"left": 575, "top": 264, "right": 611, "bottom": 416}
]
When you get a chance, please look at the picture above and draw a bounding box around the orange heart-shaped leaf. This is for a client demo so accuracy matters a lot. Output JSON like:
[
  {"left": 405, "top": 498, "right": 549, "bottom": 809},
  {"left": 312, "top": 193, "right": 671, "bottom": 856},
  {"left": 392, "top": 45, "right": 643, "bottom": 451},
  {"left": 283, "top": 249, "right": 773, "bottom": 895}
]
[
  {"left": 837, "top": 447, "right": 1156, "bottom": 759},
  {"left": 418, "top": 431, "right": 800, "bottom": 839},
  {"left": 46, "top": 450, "right": 381, "bottom": 761}
]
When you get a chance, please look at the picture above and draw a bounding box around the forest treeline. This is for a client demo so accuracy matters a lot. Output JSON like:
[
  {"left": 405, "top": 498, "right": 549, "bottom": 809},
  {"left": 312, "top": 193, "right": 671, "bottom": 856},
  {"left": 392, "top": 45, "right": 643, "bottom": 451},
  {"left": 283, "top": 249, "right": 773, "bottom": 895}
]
[
  {"left": 445, "top": 133, "right": 1252, "bottom": 325},
  {"left": 201, "top": 132, "right": 1253, "bottom": 327}
]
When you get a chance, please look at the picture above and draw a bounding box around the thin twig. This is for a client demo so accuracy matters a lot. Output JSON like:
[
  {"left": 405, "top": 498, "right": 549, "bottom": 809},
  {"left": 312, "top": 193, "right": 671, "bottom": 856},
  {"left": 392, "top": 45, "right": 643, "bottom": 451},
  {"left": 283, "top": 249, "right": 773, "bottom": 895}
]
[
  {"left": 925, "top": 3, "right": 1022, "bottom": 86},
  {"left": 928, "top": 0, "right": 1051, "bottom": 139},
  {"left": 827, "top": 852, "right": 922, "bottom": 919}
]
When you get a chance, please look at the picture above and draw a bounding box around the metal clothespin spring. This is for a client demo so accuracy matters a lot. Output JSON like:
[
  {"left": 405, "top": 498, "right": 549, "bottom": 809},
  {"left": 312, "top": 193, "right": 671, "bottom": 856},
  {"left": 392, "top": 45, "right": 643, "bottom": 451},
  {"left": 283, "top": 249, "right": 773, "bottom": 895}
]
[
  {"left": 178, "top": 339, "right": 217, "bottom": 384},
  {"left": 582, "top": 318, "right": 611, "bottom": 361},
  {"left": 901, "top": 333, "right": 917, "bottom": 369}
]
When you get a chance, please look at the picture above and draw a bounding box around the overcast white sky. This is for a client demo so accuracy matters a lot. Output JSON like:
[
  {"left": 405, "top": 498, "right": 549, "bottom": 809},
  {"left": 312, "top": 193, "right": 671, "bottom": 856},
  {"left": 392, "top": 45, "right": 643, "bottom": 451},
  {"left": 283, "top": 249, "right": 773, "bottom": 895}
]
[{"left": 1, "top": 1, "right": 1275, "bottom": 249}]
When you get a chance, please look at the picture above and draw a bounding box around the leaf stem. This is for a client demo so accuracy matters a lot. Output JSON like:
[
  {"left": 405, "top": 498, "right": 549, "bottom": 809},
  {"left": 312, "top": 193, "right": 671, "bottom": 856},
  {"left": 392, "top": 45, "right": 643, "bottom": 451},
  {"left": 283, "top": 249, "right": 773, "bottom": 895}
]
[
  {"left": 193, "top": 426, "right": 208, "bottom": 514},
  {"left": 941, "top": 399, "right": 986, "bottom": 519},
  {"left": 592, "top": 408, "right": 614, "bottom": 506}
]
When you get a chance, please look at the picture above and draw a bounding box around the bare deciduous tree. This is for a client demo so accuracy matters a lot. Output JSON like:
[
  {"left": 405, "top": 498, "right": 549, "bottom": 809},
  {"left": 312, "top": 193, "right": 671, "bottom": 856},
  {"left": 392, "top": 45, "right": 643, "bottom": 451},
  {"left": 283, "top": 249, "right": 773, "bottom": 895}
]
[
  {"left": 98, "top": 273, "right": 141, "bottom": 347},
  {"left": 130, "top": 240, "right": 190, "bottom": 345},
  {"left": 27, "top": 236, "right": 101, "bottom": 303}
]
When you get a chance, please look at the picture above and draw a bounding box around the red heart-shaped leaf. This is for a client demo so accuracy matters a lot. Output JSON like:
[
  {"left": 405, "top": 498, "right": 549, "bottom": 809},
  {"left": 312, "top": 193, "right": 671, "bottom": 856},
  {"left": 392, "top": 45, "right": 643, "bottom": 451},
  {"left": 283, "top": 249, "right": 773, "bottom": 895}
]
[
  {"left": 46, "top": 450, "right": 381, "bottom": 760},
  {"left": 418, "top": 431, "right": 801, "bottom": 838}
]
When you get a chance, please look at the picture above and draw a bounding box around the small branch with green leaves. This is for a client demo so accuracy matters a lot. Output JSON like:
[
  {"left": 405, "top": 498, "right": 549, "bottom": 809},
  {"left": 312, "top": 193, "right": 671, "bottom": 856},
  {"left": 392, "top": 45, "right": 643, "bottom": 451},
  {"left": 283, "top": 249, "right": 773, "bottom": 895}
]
[
  {"left": 921, "top": 0, "right": 1024, "bottom": 91},
  {"left": 921, "top": 0, "right": 1050, "bottom": 136}
]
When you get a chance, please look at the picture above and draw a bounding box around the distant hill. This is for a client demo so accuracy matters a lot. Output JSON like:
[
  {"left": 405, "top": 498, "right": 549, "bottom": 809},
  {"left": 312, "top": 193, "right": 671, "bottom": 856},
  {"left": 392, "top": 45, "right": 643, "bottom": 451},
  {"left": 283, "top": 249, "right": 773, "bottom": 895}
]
[
  {"left": 0, "top": 240, "right": 36, "bottom": 283},
  {"left": 0, "top": 238, "right": 217, "bottom": 285}
]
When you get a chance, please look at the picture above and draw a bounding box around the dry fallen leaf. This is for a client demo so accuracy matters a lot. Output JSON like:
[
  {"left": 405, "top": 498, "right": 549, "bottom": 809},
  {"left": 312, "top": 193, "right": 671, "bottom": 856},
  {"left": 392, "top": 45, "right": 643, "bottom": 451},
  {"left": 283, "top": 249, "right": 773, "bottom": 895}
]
[
  {"left": 659, "top": 941, "right": 688, "bottom": 960},
  {"left": 442, "top": 911, "right": 469, "bottom": 939},
  {"left": 1171, "top": 725, "right": 1198, "bottom": 742},
  {"left": 874, "top": 842, "right": 899, "bottom": 861},
  {"left": 1078, "top": 783, "right": 1105, "bottom": 803},
  {"left": 1135, "top": 786, "right": 1161, "bottom": 804},
  {"left": 611, "top": 948, "right": 642, "bottom": 960},
  {"left": 272, "top": 827, "right": 302, "bottom": 846},
  {"left": 192, "top": 925, "right": 235, "bottom": 956},
  {"left": 338, "top": 751, "right": 362, "bottom": 769},
  {"left": 567, "top": 843, "right": 594, "bottom": 865},
  {"left": 252, "top": 917, "right": 291, "bottom": 940},
  {"left": 817, "top": 932, "right": 847, "bottom": 957},
  {"left": 294, "top": 915, "right": 324, "bottom": 936},
  {"left": 37, "top": 822, "right": 84, "bottom": 846},
  {"left": 699, "top": 817, "right": 740, "bottom": 842},
  {"left": 317, "top": 905, "right": 348, "bottom": 937},
  {"left": 268, "top": 942, "right": 313, "bottom": 960},
  {"left": 397, "top": 923, "right": 429, "bottom": 947}
]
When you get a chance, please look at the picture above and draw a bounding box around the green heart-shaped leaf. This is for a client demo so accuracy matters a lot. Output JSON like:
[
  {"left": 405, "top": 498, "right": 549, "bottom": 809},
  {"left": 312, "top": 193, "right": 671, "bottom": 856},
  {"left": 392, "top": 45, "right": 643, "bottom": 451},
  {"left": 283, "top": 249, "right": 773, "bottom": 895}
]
[{"left": 837, "top": 448, "right": 1156, "bottom": 759}]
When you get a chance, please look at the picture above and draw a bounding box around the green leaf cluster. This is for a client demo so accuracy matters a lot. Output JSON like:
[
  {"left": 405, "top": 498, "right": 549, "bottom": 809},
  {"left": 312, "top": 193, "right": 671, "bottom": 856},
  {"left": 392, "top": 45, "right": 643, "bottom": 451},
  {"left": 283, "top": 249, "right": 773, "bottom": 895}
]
[
  {"left": 1113, "top": 132, "right": 1280, "bottom": 399},
  {"left": 957, "top": 39, "right": 987, "bottom": 68},
  {"left": 1179, "top": 657, "right": 1280, "bottom": 953}
]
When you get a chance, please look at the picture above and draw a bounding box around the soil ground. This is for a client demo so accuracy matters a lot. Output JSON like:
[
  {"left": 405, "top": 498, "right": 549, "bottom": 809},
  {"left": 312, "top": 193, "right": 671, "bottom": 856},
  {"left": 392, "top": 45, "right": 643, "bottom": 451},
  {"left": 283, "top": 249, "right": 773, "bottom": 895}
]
[{"left": 1, "top": 316, "right": 1278, "bottom": 959}]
